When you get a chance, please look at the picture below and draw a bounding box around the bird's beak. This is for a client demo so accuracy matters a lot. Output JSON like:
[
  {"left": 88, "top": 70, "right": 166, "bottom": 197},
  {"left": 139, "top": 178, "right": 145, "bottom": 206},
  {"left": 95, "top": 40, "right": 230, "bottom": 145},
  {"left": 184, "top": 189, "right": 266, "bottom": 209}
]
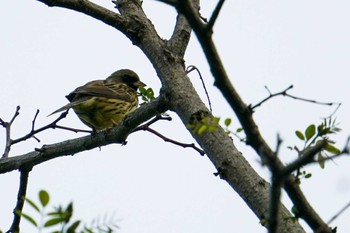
[{"left": 134, "top": 80, "right": 146, "bottom": 88}]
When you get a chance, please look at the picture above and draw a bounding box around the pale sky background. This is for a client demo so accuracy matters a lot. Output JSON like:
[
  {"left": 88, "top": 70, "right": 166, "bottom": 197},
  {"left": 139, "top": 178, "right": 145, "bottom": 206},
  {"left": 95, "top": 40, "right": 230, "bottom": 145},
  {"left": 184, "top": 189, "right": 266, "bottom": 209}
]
[{"left": 1, "top": 1, "right": 350, "bottom": 232}]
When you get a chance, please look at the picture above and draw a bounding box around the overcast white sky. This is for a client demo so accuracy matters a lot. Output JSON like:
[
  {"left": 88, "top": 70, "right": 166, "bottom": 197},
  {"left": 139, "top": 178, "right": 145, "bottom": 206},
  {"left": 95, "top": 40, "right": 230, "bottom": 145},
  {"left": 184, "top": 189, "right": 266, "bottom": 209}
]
[{"left": 1, "top": 1, "right": 350, "bottom": 232}]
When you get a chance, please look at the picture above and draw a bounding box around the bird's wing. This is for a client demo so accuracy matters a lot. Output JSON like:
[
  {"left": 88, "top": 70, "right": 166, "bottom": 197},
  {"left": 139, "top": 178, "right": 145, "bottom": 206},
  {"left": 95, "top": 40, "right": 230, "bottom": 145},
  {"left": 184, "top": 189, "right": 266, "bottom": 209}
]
[{"left": 69, "top": 80, "right": 133, "bottom": 102}]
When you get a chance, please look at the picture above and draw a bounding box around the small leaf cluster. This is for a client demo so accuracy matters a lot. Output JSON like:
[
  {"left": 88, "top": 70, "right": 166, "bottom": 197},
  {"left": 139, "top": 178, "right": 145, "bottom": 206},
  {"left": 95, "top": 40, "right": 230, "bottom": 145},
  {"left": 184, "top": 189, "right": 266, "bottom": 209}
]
[
  {"left": 138, "top": 87, "right": 155, "bottom": 104},
  {"left": 293, "top": 117, "right": 341, "bottom": 169},
  {"left": 187, "top": 116, "right": 221, "bottom": 134},
  {"left": 222, "top": 117, "right": 245, "bottom": 141},
  {"left": 19, "top": 190, "right": 118, "bottom": 233}
]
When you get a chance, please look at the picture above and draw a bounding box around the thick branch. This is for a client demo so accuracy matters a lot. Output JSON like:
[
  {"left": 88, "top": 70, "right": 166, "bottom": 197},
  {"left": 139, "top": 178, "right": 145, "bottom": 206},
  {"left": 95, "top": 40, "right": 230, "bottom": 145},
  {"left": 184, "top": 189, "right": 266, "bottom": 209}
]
[
  {"left": 171, "top": 1, "right": 332, "bottom": 232},
  {"left": 168, "top": 14, "right": 192, "bottom": 58},
  {"left": 37, "top": 0, "right": 129, "bottom": 34},
  {"left": 0, "top": 97, "right": 167, "bottom": 174},
  {"left": 7, "top": 170, "right": 30, "bottom": 233},
  {"left": 283, "top": 140, "right": 327, "bottom": 176}
]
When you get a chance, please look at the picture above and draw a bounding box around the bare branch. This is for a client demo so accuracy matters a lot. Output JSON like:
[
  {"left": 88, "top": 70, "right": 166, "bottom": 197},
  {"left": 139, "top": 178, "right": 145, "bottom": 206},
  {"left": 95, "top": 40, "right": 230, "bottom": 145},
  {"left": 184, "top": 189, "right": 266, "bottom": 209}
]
[
  {"left": 172, "top": 1, "right": 333, "bottom": 232},
  {"left": 54, "top": 125, "right": 92, "bottom": 133},
  {"left": 138, "top": 126, "right": 205, "bottom": 156},
  {"left": 132, "top": 114, "right": 204, "bottom": 155},
  {"left": 37, "top": 0, "right": 128, "bottom": 35},
  {"left": 168, "top": 14, "right": 192, "bottom": 58},
  {"left": 328, "top": 200, "right": 350, "bottom": 224},
  {"left": 206, "top": 0, "right": 225, "bottom": 33},
  {"left": 309, "top": 136, "right": 350, "bottom": 164},
  {"left": 11, "top": 111, "right": 69, "bottom": 145},
  {"left": 0, "top": 97, "right": 168, "bottom": 174},
  {"left": 250, "top": 85, "right": 294, "bottom": 110},
  {"left": 283, "top": 140, "right": 328, "bottom": 176},
  {"left": 268, "top": 173, "right": 283, "bottom": 233},
  {"left": 186, "top": 65, "right": 213, "bottom": 112},
  {"left": 7, "top": 169, "right": 31, "bottom": 233},
  {"left": 250, "top": 85, "right": 341, "bottom": 111},
  {"left": 133, "top": 114, "right": 172, "bottom": 129},
  {"left": 1, "top": 106, "right": 21, "bottom": 158}
]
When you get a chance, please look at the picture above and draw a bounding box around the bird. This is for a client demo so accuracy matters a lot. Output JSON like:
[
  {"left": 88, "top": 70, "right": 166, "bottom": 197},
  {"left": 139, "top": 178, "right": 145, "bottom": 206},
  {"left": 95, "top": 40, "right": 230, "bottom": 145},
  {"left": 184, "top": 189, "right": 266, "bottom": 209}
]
[{"left": 50, "top": 69, "right": 146, "bottom": 131}]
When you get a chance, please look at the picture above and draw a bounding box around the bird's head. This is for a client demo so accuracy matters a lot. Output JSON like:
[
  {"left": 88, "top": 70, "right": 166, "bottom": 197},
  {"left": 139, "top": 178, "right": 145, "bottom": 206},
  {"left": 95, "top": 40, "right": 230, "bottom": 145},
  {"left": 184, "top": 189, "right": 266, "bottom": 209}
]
[{"left": 107, "top": 69, "right": 146, "bottom": 90}]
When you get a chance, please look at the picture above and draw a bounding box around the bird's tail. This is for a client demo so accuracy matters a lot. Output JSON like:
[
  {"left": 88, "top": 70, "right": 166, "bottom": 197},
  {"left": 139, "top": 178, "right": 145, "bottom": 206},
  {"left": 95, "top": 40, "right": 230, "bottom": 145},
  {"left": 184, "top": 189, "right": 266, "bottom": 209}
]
[
  {"left": 47, "top": 103, "right": 73, "bottom": 116},
  {"left": 48, "top": 98, "right": 89, "bottom": 116}
]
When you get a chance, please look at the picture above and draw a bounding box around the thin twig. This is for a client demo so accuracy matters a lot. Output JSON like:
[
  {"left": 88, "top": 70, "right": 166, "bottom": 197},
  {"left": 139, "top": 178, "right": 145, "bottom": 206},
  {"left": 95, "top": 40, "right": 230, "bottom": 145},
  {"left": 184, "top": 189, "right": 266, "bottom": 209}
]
[
  {"left": 1, "top": 106, "right": 21, "bottom": 158},
  {"left": 11, "top": 111, "right": 70, "bottom": 145},
  {"left": 250, "top": 85, "right": 341, "bottom": 111},
  {"left": 307, "top": 136, "right": 350, "bottom": 165},
  {"left": 7, "top": 169, "right": 31, "bottom": 233},
  {"left": 327, "top": 200, "right": 350, "bottom": 224},
  {"left": 143, "top": 126, "right": 205, "bottom": 156},
  {"left": 283, "top": 140, "right": 327, "bottom": 177},
  {"left": 132, "top": 115, "right": 204, "bottom": 155},
  {"left": 186, "top": 65, "right": 213, "bottom": 112},
  {"left": 274, "top": 134, "right": 282, "bottom": 157},
  {"left": 206, "top": 0, "right": 225, "bottom": 33},
  {"left": 1, "top": 109, "right": 90, "bottom": 158},
  {"left": 54, "top": 125, "right": 92, "bottom": 133},
  {"left": 140, "top": 114, "right": 172, "bottom": 128},
  {"left": 31, "top": 110, "right": 40, "bottom": 131}
]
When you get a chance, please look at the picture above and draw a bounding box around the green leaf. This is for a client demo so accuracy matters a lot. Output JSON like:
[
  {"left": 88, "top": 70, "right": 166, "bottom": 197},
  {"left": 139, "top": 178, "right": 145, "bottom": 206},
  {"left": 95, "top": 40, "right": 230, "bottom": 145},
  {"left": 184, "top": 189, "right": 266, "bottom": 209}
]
[
  {"left": 295, "top": 131, "right": 305, "bottom": 141},
  {"left": 291, "top": 206, "right": 298, "bottom": 215},
  {"left": 19, "top": 212, "right": 38, "bottom": 227},
  {"left": 324, "top": 143, "right": 341, "bottom": 154},
  {"left": 224, "top": 118, "right": 231, "bottom": 127},
  {"left": 138, "top": 86, "right": 146, "bottom": 94},
  {"left": 305, "top": 124, "right": 316, "bottom": 141},
  {"left": 67, "top": 220, "right": 81, "bottom": 233},
  {"left": 317, "top": 124, "right": 324, "bottom": 135},
  {"left": 318, "top": 153, "right": 325, "bottom": 169},
  {"left": 64, "top": 202, "right": 73, "bottom": 222},
  {"left": 236, "top": 127, "right": 243, "bottom": 133},
  {"left": 44, "top": 217, "right": 65, "bottom": 227},
  {"left": 259, "top": 218, "right": 267, "bottom": 226},
  {"left": 304, "top": 173, "right": 312, "bottom": 179},
  {"left": 213, "top": 117, "right": 220, "bottom": 124},
  {"left": 24, "top": 197, "right": 40, "bottom": 213},
  {"left": 39, "top": 190, "right": 50, "bottom": 207},
  {"left": 83, "top": 227, "right": 94, "bottom": 233},
  {"left": 146, "top": 88, "right": 155, "bottom": 99},
  {"left": 197, "top": 125, "right": 207, "bottom": 134}
]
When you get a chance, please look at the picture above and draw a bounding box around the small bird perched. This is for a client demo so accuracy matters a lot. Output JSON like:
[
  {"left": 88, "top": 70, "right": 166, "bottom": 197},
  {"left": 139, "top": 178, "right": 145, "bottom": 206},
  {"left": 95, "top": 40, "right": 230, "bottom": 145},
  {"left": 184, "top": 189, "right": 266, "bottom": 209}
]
[{"left": 50, "top": 69, "right": 146, "bottom": 131}]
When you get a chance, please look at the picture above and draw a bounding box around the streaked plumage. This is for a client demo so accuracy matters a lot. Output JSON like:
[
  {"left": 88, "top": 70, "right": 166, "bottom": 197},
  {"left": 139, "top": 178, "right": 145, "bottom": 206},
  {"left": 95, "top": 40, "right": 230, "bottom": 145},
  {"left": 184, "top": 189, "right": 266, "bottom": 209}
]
[{"left": 50, "top": 69, "right": 146, "bottom": 131}]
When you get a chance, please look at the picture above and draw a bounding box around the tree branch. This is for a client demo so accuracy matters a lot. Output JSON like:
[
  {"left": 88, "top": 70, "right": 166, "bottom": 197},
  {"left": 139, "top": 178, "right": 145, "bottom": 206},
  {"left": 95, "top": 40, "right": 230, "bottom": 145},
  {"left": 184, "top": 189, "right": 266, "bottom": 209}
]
[
  {"left": 168, "top": 13, "right": 192, "bottom": 58},
  {"left": 37, "top": 0, "right": 129, "bottom": 35},
  {"left": 250, "top": 85, "right": 341, "bottom": 111},
  {"left": 283, "top": 140, "right": 327, "bottom": 176},
  {"left": 7, "top": 169, "right": 31, "bottom": 233},
  {"left": 170, "top": 1, "right": 333, "bottom": 232},
  {"left": 0, "top": 97, "right": 168, "bottom": 174},
  {"left": 268, "top": 172, "right": 283, "bottom": 233},
  {"left": 328, "top": 200, "right": 350, "bottom": 225},
  {"left": 137, "top": 126, "right": 205, "bottom": 155},
  {"left": 206, "top": 0, "right": 225, "bottom": 33},
  {"left": 0, "top": 106, "right": 20, "bottom": 158},
  {"left": 11, "top": 111, "right": 70, "bottom": 145}
]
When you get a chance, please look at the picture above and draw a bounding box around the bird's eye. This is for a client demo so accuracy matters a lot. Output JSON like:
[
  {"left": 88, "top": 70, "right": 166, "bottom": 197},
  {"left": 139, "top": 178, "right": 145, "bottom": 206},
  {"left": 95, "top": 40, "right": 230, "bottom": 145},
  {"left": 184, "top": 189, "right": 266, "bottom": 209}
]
[{"left": 123, "top": 75, "right": 138, "bottom": 83}]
